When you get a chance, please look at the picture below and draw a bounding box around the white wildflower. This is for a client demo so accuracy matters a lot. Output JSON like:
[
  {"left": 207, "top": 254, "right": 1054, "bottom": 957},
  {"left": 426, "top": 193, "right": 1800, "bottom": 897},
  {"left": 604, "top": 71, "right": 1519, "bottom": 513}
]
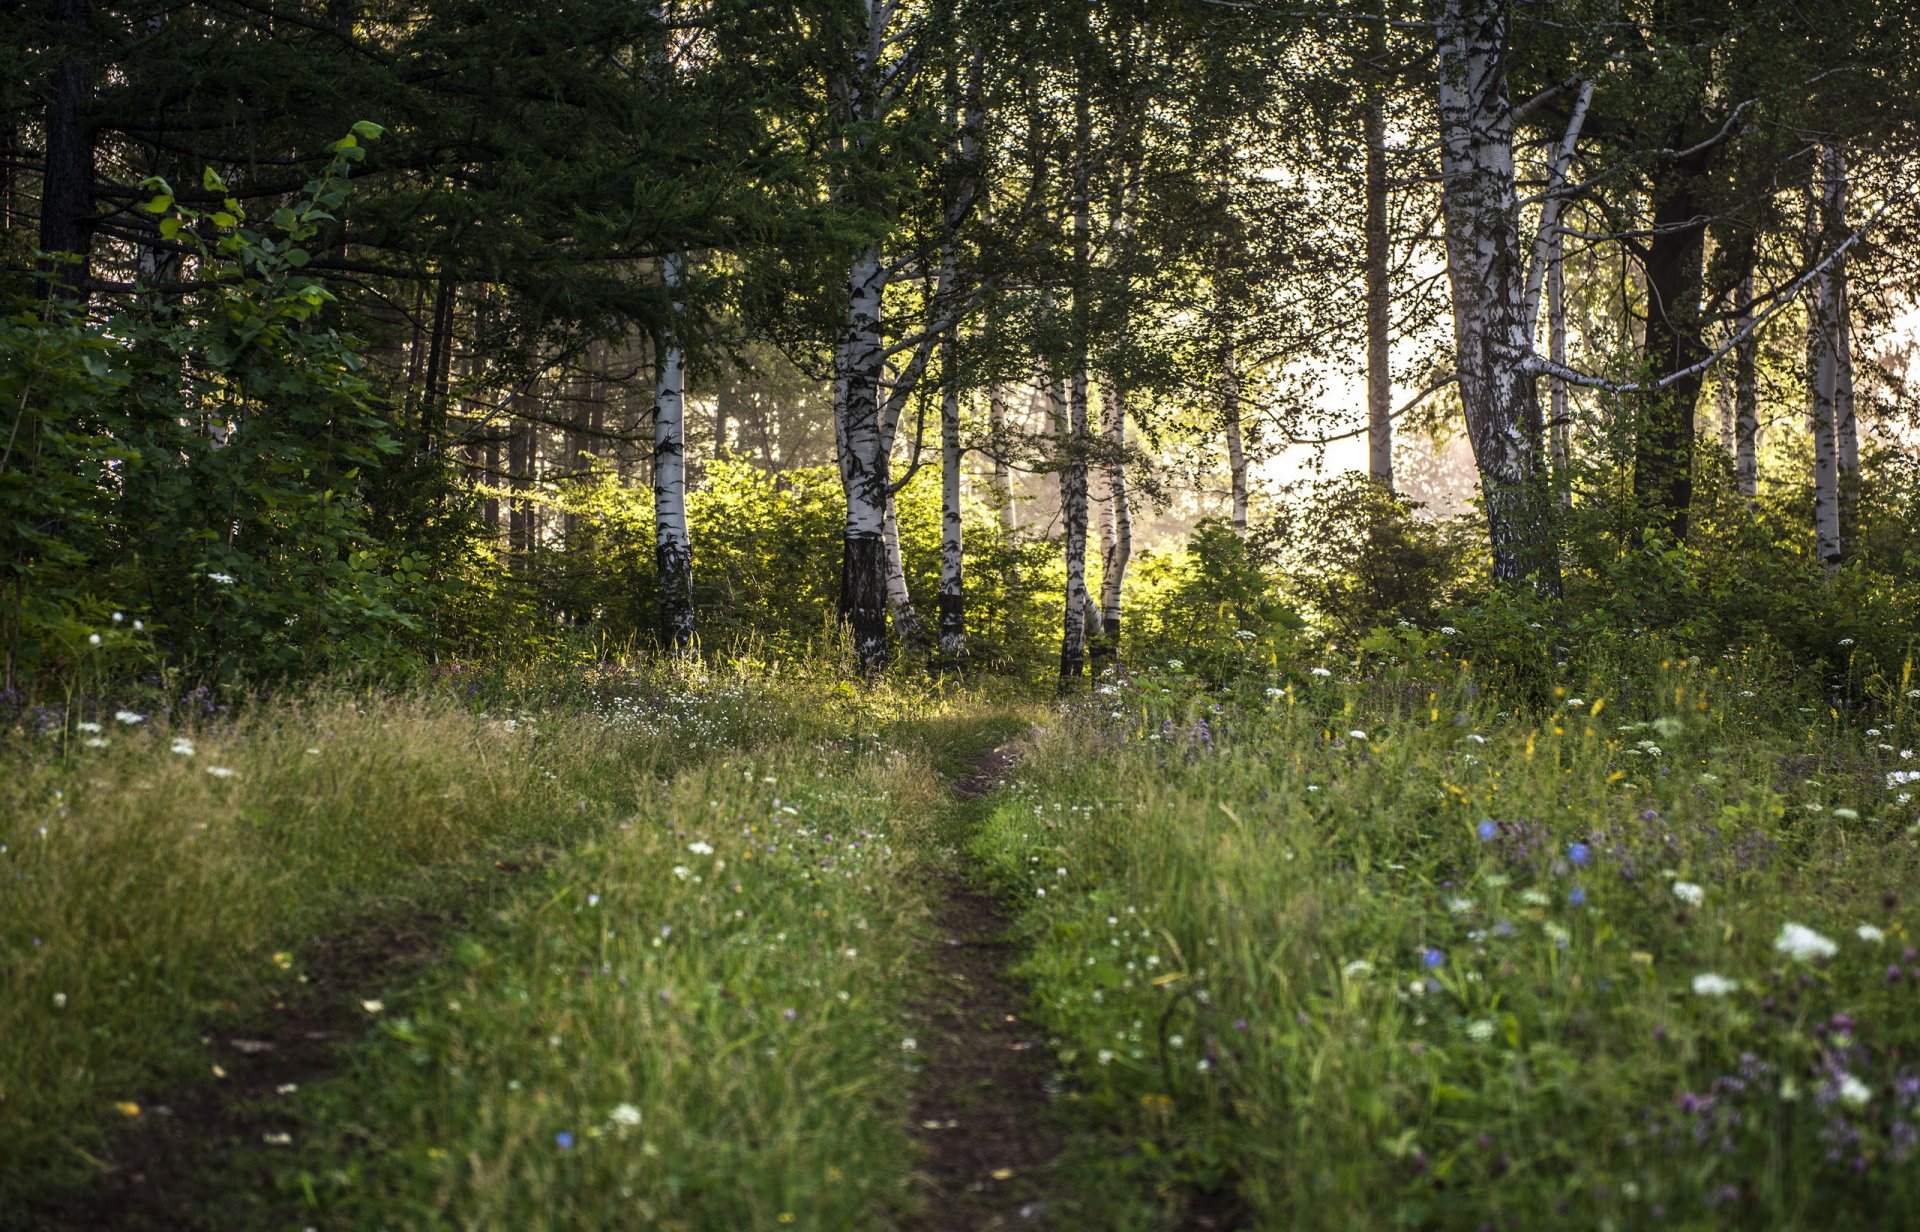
[
  {"left": 1519, "top": 889, "right": 1551, "bottom": 907},
  {"left": 1465, "top": 1018, "right": 1496, "bottom": 1042},
  {"left": 114, "top": 710, "right": 144, "bottom": 724},
  {"left": 170, "top": 738, "right": 195, "bottom": 756},
  {"left": 1857, "top": 924, "right": 1886, "bottom": 944},
  {"left": 687, "top": 841, "right": 714, "bottom": 855},
  {"left": 206, "top": 572, "right": 236, "bottom": 585},
  {"left": 1774, "top": 922, "right": 1838, "bottom": 962},
  {"left": 75, "top": 721, "right": 102, "bottom": 733},
  {"left": 609, "top": 1103, "right": 642, "bottom": 1127},
  {"left": 1672, "top": 881, "right": 1705, "bottom": 907},
  {"left": 1348, "top": 729, "right": 1369, "bottom": 741},
  {"left": 1440, "top": 626, "right": 1458, "bottom": 635},
  {"left": 1691, "top": 973, "right": 1738, "bottom": 997},
  {"left": 361, "top": 999, "right": 384, "bottom": 1014},
  {"left": 1309, "top": 667, "right": 1333, "bottom": 678},
  {"left": 1342, "top": 959, "right": 1373, "bottom": 977},
  {"left": 1838, "top": 1073, "right": 1873, "bottom": 1107},
  {"left": 87, "top": 633, "right": 101, "bottom": 646},
  {"left": 1446, "top": 897, "right": 1475, "bottom": 916},
  {"left": 207, "top": 767, "right": 235, "bottom": 779}
]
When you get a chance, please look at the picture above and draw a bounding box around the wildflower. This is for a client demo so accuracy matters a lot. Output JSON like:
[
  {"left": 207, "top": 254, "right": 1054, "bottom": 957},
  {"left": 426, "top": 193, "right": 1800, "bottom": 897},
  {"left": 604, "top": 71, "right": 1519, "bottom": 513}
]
[
  {"left": 1348, "top": 729, "right": 1369, "bottom": 741},
  {"left": 361, "top": 999, "right": 384, "bottom": 1014},
  {"left": 1838, "top": 1073, "right": 1873, "bottom": 1107},
  {"left": 1440, "top": 626, "right": 1458, "bottom": 635},
  {"left": 1567, "top": 842, "right": 1591, "bottom": 867},
  {"left": 114, "top": 710, "right": 144, "bottom": 724},
  {"left": 1567, "top": 698, "right": 1585, "bottom": 708},
  {"left": 1568, "top": 887, "right": 1588, "bottom": 907},
  {"left": 1166, "top": 659, "right": 1184, "bottom": 670},
  {"left": 1234, "top": 629, "right": 1256, "bottom": 641},
  {"left": 171, "top": 738, "right": 195, "bottom": 757},
  {"left": 1447, "top": 896, "right": 1476, "bottom": 915},
  {"left": 1098, "top": 1049, "right": 1115, "bottom": 1064},
  {"left": 1834, "top": 807, "right": 1860, "bottom": 820},
  {"left": 75, "top": 721, "right": 102, "bottom": 733},
  {"left": 1858, "top": 925, "right": 1887, "bottom": 944},
  {"left": 206, "top": 572, "right": 236, "bottom": 585},
  {"left": 1264, "top": 687, "right": 1284, "bottom": 698},
  {"left": 207, "top": 767, "right": 235, "bottom": 779},
  {"left": 609, "top": 1103, "right": 642, "bottom": 1127},
  {"left": 555, "top": 1131, "right": 574, "bottom": 1149},
  {"left": 1343, "top": 959, "right": 1373, "bottom": 977},
  {"left": 87, "top": 633, "right": 101, "bottom": 646},
  {"left": 1774, "top": 923, "right": 1838, "bottom": 962},
  {"left": 53, "top": 992, "right": 67, "bottom": 1008},
  {"left": 1466, "top": 733, "right": 1486, "bottom": 744},
  {"left": 1475, "top": 820, "right": 1496, "bottom": 844},
  {"left": 1309, "top": 667, "right": 1332, "bottom": 678},
  {"left": 84, "top": 737, "right": 108, "bottom": 748},
  {"left": 111, "top": 612, "right": 123, "bottom": 623},
  {"left": 687, "top": 841, "right": 714, "bottom": 855},
  {"left": 1420, "top": 947, "right": 1445, "bottom": 969},
  {"left": 1840, "top": 638, "right": 1856, "bottom": 647},
  {"left": 1692, "top": 973, "right": 1738, "bottom": 997},
  {"left": 1465, "top": 1019, "right": 1496, "bottom": 1043},
  {"left": 1519, "top": 889, "right": 1550, "bottom": 907},
  {"left": 1673, "top": 882, "right": 1705, "bottom": 906},
  {"left": 586, "top": 893, "right": 600, "bottom": 907}
]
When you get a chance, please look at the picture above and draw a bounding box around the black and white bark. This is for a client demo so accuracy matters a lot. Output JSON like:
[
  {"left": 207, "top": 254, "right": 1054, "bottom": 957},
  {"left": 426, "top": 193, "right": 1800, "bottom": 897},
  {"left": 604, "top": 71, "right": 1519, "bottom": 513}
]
[
  {"left": 1546, "top": 223, "right": 1570, "bottom": 505},
  {"left": 834, "top": 242, "right": 892, "bottom": 667},
  {"left": 1433, "top": 0, "right": 1560, "bottom": 592},
  {"left": 1809, "top": 145, "right": 1857, "bottom": 565},
  {"left": 654, "top": 252, "right": 696, "bottom": 649},
  {"left": 986, "top": 381, "right": 1016, "bottom": 530}
]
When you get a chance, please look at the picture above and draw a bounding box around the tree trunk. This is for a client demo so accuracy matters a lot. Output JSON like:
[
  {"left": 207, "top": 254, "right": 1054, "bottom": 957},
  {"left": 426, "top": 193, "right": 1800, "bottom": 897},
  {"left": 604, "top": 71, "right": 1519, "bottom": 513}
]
[
  {"left": 1434, "top": 0, "right": 1559, "bottom": 593},
  {"left": 882, "top": 487, "right": 919, "bottom": 643},
  {"left": 1364, "top": 76, "right": 1393, "bottom": 489},
  {"left": 655, "top": 253, "right": 696, "bottom": 648},
  {"left": 1547, "top": 225, "right": 1571, "bottom": 506},
  {"left": 1096, "top": 375, "right": 1131, "bottom": 660},
  {"left": 1634, "top": 158, "right": 1711, "bottom": 542},
  {"left": 1222, "top": 331, "right": 1248, "bottom": 531},
  {"left": 1733, "top": 267, "right": 1759, "bottom": 500},
  {"left": 987, "top": 381, "right": 1016, "bottom": 530},
  {"left": 833, "top": 243, "right": 891, "bottom": 668},
  {"left": 938, "top": 336, "right": 964, "bottom": 663},
  {"left": 37, "top": 0, "right": 95, "bottom": 301},
  {"left": 1828, "top": 148, "right": 1859, "bottom": 546}
]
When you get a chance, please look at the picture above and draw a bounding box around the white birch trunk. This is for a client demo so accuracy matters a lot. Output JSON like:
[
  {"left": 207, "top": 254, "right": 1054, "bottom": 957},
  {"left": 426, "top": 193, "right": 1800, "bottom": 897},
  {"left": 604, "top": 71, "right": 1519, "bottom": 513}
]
[
  {"left": 654, "top": 252, "right": 695, "bottom": 649},
  {"left": 1434, "top": 0, "right": 1558, "bottom": 592},
  {"left": 1810, "top": 146, "right": 1851, "bottom": 565},
  {"left": 834, "top": 243, "right": 892, "bottom": 664}
]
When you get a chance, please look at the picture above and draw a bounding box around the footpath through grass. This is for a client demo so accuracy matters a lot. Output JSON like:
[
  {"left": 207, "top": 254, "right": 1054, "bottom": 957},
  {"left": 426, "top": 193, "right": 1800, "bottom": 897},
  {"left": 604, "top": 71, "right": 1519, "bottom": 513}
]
[
  {"left": 975, "top": 645, "right": 1920, "bottom": 1230},
  {"left": 1, "top": 664, "right": 1030, "bottom": 1230}
]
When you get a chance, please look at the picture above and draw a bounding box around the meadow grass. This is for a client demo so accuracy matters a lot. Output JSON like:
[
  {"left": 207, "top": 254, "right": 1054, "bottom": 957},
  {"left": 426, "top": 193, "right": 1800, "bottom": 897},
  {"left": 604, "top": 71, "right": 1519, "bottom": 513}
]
[
  {"left": 975, "top": 645, "right": 1920, "bottom": 1229},
  {"left": 0, "top": 661, "right": 1016, "bottom": 1227}
]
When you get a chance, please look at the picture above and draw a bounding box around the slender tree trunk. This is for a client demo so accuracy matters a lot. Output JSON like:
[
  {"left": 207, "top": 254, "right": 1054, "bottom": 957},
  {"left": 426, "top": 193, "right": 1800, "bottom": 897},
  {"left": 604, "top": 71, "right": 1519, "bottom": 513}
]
[
  {"left": 38, "top": 0, "right": 95, "bottom": 301},
  {"left": 1058, "top": 66, "right": 1094, "bottom": 690},
  {"left": 834, "top": 244, "right": 891, "bottom": 668},
  {"left": 1097, "top": 375, "right": 1131, "bottom": 658},
  {"left": 1545, "top": 225, "right": 1573, "bottom": 508},
  {"left": 1733, "top": 267, "right": 1759, "bottom": 500},
  {"left": 1364, "top": 73, "right": 1393, "bottom": 489},
  {"left": 654, "top": 253, "right": 696, "bottom": 648},
  {"left": 1222, "top": 328, "right": 1248, "bottom": 531},
  {"left": 987, "top": 382, "right": 1016, "bottom": 530},
  {"left": 938, "top": 336, "right": 964, "bottom": 662},
  {"left": 1828, "top": 148, "right": 1859, "bottom": 545},
  {"left": 881, "top": 486, "right": 919, "bottom": 641},
  {"left": 1434, "top": 0, "right": 1559, "bottom": 593}
]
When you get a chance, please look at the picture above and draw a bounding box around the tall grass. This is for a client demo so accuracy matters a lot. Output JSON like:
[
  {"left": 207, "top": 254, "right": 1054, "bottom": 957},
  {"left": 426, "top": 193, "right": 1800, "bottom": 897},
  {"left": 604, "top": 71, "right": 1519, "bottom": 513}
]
[
  {"left": 976, "top": 647, "right": 1920, "bottom": 1229},
  {"left": 0, "top": 665, "right": 988, "bottom": 1222}
]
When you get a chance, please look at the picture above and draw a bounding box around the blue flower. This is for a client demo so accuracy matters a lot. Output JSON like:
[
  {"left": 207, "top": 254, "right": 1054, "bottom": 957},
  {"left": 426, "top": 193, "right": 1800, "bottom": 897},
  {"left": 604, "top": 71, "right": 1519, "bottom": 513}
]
[
  {"left": 1421, "top": 947, "right": 1445, "bottom": 969},
  {"left": 1477, "top": 819, "right": 1498, "bottom": 842},
  {"left": 1569, "top": 886, "right": 1588, "bottom": 907},
  {"left": 1567, "top": 841, "right": 1591, "bottom": 867},
  {"left": 555, "top": 1131, "right": 574, "bottom": 1150}
]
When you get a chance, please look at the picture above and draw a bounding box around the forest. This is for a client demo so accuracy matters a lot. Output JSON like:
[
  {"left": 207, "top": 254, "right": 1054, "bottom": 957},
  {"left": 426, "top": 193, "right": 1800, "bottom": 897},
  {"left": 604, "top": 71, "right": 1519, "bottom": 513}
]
[{"left": 5, "top": 1, "right": 1920, "bottom": 1229}]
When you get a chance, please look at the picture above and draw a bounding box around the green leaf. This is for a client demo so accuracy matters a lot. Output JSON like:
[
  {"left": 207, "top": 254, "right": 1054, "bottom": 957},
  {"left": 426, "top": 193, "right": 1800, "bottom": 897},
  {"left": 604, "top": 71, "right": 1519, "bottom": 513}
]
[
  {"left": 210, "top": 212, "right": 237, "bottom": 229},
  {"left": 201, "top": 167, "right": 228, "bottom": 193},
  {"left": 142, "top": 194, "right": 174, "bottom": 214},
  {"left": 284, "top": 248, "right": 311, "bottom": 268},
  {"left": 158, "top": 218, "right": 183, "bottom": 240},
  {"left": 350, "top": 120, "right": 385, "bottom": 141}
]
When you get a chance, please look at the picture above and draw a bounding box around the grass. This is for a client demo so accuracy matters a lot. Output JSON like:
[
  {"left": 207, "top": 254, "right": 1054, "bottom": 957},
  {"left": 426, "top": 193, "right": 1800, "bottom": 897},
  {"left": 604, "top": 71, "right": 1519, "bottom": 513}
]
[
  {"left": 0, "top": 662, "right": 1022, "bottom": 1229},
  {"left": 974, "top": 643, "right": 1920, "bottom": 1229}
]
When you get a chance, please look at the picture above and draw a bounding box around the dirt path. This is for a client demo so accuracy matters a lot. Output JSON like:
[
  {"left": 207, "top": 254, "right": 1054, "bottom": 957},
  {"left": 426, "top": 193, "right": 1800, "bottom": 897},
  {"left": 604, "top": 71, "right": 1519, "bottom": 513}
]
[{"left": 906, "top": 744, "right": 1065, "bottom": 1231}]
